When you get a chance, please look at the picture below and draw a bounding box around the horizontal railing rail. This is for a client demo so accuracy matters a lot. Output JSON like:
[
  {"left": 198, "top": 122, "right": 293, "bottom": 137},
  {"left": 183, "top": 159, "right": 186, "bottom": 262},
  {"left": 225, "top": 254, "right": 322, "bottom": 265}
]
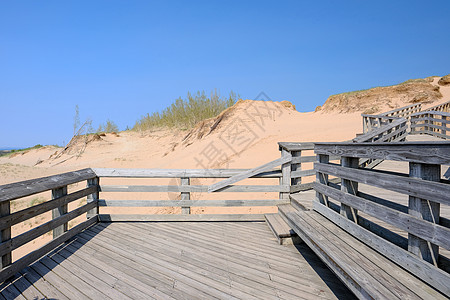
[
  {"left": 424, "top": 100, "right": 450, "bottom": 113},
  {"left": 361, "top": 114, "right": 399, "bottom": 134},
  {"left": 313, "top": 141, "right": 450, "bottom": 295},
  {"left": 0, "top": 169, "right": 100, "bottom": 283},
  {"left": 379, "top": 102, "right": 422, "bottom": 118},
  {"left": 411, "top": 110, "right": 450, "bottom": 140},
  {"left": 94, "top": 165, "right": 290, "bottom": 222}
]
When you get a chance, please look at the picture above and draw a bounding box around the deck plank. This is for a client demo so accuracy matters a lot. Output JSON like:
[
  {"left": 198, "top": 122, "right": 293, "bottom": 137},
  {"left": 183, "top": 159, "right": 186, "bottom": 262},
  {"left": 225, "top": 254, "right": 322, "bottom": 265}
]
[{"left": 4, "top": 221, "right": 354, "bottom": 299}]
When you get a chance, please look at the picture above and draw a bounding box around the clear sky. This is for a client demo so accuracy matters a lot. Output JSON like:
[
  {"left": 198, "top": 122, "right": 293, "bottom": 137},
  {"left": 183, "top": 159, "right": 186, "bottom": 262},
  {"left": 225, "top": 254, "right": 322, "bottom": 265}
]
[{"left": 1, "top": 1, "right": 449, "bottom": 148}]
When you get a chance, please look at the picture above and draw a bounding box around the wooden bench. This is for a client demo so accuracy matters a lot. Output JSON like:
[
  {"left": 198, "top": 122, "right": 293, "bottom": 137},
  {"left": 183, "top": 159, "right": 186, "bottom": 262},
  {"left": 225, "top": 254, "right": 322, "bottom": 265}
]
[
  {"left": 277, "top": 142, "right": 450, "bottom": 299},
  {"left": 278, "top": 204, "right": 447, "bottom": 299}
]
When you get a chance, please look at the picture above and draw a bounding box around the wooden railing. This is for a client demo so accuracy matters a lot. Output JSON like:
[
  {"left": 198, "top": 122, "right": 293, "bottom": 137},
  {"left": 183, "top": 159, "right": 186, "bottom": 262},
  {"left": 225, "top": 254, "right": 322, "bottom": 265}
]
[
  {"left": 379, "top": 102, "right": 422, "bottom": 118},
  {"left": 354, "top": 117, "right": 408, "bottom": 143},
  {"left": 278, "top": 142, "right": 340, "bottom": 194},
  {"left": 93, "top": 167, "right": 289, "bottom": 222},
  {"left": 361, "top": 114, "right": 398, "bottom": 134},
  {"left": 0, "top": 169, "right": 99, "bottom": 283},
  {"left": 411, "top": 100, "right": 450, "bottom": 140},
  {"left": 410, "top": 111, "right": 450, "bottom": 139},
  {"left": 313, "top": 142, "right": 450, "bottom": 293},
  {"left": 424, "top": 100, "right": 450, "bottom": 113}
]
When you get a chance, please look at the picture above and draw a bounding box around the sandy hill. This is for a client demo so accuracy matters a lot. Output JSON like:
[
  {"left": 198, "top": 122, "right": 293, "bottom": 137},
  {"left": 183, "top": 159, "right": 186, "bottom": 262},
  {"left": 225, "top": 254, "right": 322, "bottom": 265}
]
[
  {"left": 316, "top": 76, "right": 449, "bottom": 114},
  {"left": 1, "top": 74, "right": 449, "bottom": 183}
]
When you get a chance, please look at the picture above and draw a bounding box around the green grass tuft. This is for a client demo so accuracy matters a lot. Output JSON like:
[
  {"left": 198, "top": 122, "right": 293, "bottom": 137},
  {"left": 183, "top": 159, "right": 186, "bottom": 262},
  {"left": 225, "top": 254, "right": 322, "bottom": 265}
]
[{"left": 133, "top": 90, "right": 237, "bottom": 131}]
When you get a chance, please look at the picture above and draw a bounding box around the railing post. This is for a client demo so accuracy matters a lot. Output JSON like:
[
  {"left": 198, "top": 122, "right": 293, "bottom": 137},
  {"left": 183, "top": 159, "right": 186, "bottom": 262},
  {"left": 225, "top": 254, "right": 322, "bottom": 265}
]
[
  {"left": 0, "top": 200, "right": 11, "bottom": 269},
  {"left": 408, "top": 162, "right": 440, "bottom": 265},
  {"left": 442, "top": 115, "right": 447, "bottom": 137},
  {"left": 340, "top": 157, "right": 359, "bottom": 222},
  {"left": 280, "top": 149, "right": 291, "bottom": 200},
  {"left": 87, "top": 177, "right": 99, "bottom": 219},
  {"left": 52, "top": 185, "right": 68, "bottom": 238},
  {"left": 181, "top": 177, "right": 190, "bottom": 214},
  {"left": 316, "top": 154, "right": 329, "bottom": 206},
  {"left": 291, "top": 150, "right": 302, "bottom": 186}
]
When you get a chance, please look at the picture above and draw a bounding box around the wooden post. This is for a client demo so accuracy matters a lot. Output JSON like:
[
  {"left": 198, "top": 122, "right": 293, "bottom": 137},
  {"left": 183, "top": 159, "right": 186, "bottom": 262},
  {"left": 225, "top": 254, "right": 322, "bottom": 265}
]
[
  {"left": 408, "top": 163, "right": 440, "bottom": 265},
  {"left": 280, "top": 149, "right": 292, "bottom": 200},
  {"left": 442, "top": 115, "right": 447, "bottom": 137},
  {"left": 291, "top": 150, "right": 302, "bottom": 186},
  {"left": 87, "top": 177, "right": 99, "bottom": 219},
  {"left": 181, "top": 177, "right": 190, "bottom": 214},
  {"left": 315, "top": 154, "right": 329, "bottom": 206},
  {"left": 52, "top": 185, "right": 68, "bottom": 238},
  {"left": 340, "top": 157, "right": 359, "bottom": 222},
  {"left": 0, "top": 201, "right": 11, "bottom": 269}
]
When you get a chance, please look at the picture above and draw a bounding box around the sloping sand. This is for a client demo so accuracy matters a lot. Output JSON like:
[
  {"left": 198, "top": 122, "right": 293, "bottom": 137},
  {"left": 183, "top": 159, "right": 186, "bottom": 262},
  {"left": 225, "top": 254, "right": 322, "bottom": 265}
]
[{"left": 1, "top": 75, "right": 449, "bottom": 260}]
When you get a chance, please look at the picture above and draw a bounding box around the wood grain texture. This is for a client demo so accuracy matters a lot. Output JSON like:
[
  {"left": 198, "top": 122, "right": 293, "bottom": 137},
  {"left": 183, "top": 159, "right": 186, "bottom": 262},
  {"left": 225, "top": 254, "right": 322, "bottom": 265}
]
[
  {"left": 100, "top": 184, "right": 290, "bottom": 193},
  {"left": 208, "top": 155, "right": 291, "bottom": 192},
  {"left": 0, "top": 217, "right": 97, "bottom": 283},
  {"left": 314, "top": 142, "right": 450, "bottom": 165},
  {"left": 314, "top": 162, "right": 450, "bottom": 206},
  {"left": 0, "top": 186, "right": 97, "bottom": 231},
  {"left": 98, "top": 214, "right": 266, "bottom": 222},
  {"left": 0, "top": 168, "right": 96, "bottom": 203},
  {"left": 312, "top": 201, "right": 450, "bottom": 297},
  {"left": 314, "top": 182, "right": 450, "bottom": 250},
  {"left": 98, "top": 199, "right": 287, "bottom": 207},
  {"left": 93, "top": 168, "right": 282, "bottom": 178}
]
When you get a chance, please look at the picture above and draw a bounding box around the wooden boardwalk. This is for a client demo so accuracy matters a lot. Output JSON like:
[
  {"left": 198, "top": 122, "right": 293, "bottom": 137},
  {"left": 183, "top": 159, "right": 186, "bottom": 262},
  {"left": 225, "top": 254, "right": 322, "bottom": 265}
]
[{"left": 0, "top": 222, "right": 354, "bottom": 299}]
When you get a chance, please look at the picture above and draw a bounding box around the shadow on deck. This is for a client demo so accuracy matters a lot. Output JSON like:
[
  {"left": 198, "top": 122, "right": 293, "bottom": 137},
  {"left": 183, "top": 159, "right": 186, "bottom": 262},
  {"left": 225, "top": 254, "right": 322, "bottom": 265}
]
[{"left": 0, "top": 222, "right": 355, "bottom": 300}]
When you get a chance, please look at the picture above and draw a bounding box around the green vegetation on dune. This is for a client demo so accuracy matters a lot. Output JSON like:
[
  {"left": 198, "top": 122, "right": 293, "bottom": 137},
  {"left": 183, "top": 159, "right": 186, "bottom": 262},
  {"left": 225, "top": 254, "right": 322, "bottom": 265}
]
[
  {"left": 133, "top": 90, "right": 237, "bottom": 131},
  {"left": 0, "top": 144, "right": 44, "bottom": 157}
]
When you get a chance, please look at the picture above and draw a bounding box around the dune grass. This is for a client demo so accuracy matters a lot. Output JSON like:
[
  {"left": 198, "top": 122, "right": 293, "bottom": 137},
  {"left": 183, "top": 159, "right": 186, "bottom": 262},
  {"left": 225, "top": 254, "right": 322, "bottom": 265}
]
[{"left": 133, "top": 90, "right": 237, "bottom": 131}]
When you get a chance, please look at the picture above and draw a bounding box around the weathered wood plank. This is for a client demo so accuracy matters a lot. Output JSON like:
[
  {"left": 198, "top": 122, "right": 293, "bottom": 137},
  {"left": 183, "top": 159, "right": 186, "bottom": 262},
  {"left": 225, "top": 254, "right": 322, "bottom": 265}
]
[
  {"left": 278, "top": 205, "right": 387, "bottom": 299},
  {"left": 98, "top": 214, "right": 265, "bottom": 222},
  {"left": 313, "top": 201, "right": 450, "bottom": 297},
  {"left": 278, "top": 142, "right": 314, "bottom": 151},
  {"left": 314, "top": 142, "right": 450, "bottom": 165},
  {"left": 0, "top": 201, "right": 11, "bottom": 269},
  {"left": 208, "top": 156, "right": 291, "bottom": 192},
  {"left": 280, "top": 149, "right": 292, "bottom": 200},
  {"left": 0, "top": 186, "right": 97, "bottom": 231},
  {"left": 314, "top": 182, "right": 450, "bottom": 250},
  {"left": 291, "top": 169, "right": 315, "bottom": 178},
  {"left": 92, "top": 168, "right": 282, "bottom": 178},
  {"left": 100, "top": 184, "right": 290, "bottom": 193},
  {"left": 0, "top": 168, "right": 96, "bottom": 203},
  {"left": 353, "top": 119, "right": 406, "bottom": 143},
  {"left": 0, "top": 216, "right": 97, "bottom": 283},
  {"left": 0, "top": 201, "right": 97, "bottom": 257},
  {"left": 86, "top": 177, "right": 99, "bottom": 219},
  {"left": 52, "top": 186, "right": 68, "bottom": 239},
  {"left": 180, "top": 177, "right": 190, "bottom": 214},
  {"left": 340, "top": 157, "right": 358, "bottom": 222},
  {"left": 303, "top": 208, "right": 443, "bottom": 299},
  {"left": 408, "top": 163, "right": 440, "bottom": 265},
  {"left": 314, "top": 162, "right": 450, "bottom": 206},
  {"left": 98, "top": 199, "right": 288, "bottom": 207}
]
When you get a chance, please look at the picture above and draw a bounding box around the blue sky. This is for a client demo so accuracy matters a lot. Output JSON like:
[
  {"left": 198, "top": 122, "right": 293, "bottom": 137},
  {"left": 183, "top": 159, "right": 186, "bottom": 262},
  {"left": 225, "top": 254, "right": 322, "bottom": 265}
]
[{"left": 1, "top": 1, "right": 449, "bottom": 148}]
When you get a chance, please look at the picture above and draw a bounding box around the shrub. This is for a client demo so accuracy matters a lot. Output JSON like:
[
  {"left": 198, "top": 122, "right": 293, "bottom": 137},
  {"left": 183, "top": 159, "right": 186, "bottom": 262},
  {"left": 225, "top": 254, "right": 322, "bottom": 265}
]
[
  {"left": 97, "top": 119, "right": 119, "bottom": 133},
  {"left": 133, "top": 90, "right": 237, "bottom": 131}
]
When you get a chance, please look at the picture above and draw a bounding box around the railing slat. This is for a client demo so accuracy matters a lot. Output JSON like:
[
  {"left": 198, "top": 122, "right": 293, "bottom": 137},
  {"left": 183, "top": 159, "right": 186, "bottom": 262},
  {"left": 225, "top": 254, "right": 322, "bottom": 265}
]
[
  {"left": 92, "top": 168, "right": 282, "bottom": 178},
  {"left": 0, "top": 186, "right": 96, "bottom": 232},
  {"left": 100, "top": 185, "right": 290, "bottom": 193},
  {"left": 0, "top": 169, "right": 96, "bottom": 203},
  {"left": 314, "top": 182, "right": 450, "bottom": 250},
  {"left": 314, "top": 162, "right": 450, "bottom": 206},
  {"left": 98, "top": 199, "right": 288, "bottom": 207}
]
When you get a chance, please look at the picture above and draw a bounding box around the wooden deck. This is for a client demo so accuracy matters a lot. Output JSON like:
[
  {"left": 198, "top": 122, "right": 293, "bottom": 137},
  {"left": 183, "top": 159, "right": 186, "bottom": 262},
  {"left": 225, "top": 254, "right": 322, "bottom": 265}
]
[{"left": 0, "top": 221, "right": 354, "bottom": 300}]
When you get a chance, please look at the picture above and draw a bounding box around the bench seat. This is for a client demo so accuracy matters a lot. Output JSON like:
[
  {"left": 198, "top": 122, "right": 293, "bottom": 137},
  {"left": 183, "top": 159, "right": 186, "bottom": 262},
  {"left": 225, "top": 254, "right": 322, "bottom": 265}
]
[{"left": 278, "top": 204, "right": 447, "bottom": 299}]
